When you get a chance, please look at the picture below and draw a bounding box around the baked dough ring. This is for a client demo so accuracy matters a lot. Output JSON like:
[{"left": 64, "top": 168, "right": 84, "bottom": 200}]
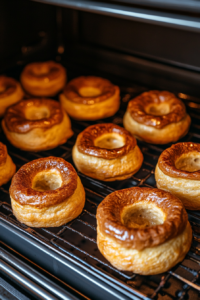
[
  {"left": 0, "top": 142, "right": 16, "bottom": 186},
  {"left": 155, "top": 142, "right": 200, "bottom": 210},
  {"left": 21, "top": 61, "right": 66, "bottom": 97},
  {"left": 97, "top": 187, "right": 192, "bottom": 275},
  {"left": 60, "top": 76, "right": 120, "bottom": 120},
  {"left": 72, "top": 123, "right": 143, "bottom": 181},
  {"left": 0, "top": 76, "right": 24, "bottom": 117},
  {"left": 2, "top": 98, "right": 73, "bottom": 152},
  {"left": 123, "top": 90, "right": 191, "bottom": 144},
  {"left": 10, "top": 157, "right": 85, "bottom": 227}
]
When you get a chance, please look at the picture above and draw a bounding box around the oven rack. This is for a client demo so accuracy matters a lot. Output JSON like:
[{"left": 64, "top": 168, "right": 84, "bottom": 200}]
[{"left": 1, "top": 80, "right": 200, "bottom": 300}]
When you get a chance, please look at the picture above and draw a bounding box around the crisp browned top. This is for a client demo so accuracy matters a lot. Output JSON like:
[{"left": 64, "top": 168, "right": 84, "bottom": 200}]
[
  {"left": 0, "top": 142, "right": 7, "bottom": 166},
  {"left": 4, "top": 98, "right": 64, "bottom": 133},
  {"left": 158, "top": 142, "right": 200, "bottom": 180},
  {"left": 10, "top": 156, "right": 77, "bottom": 208},
  {"left": 128, "top": 90, "right": 186, "bottom": 129},
  {"left": 76, "top": 123, "right": 136, "bottom": 159},
  {"left": 0, "top": 76, "right": 18, "bottom": 99},
  {"left": 63, "top": 76, "right": 119, "bottom": 105},
  {"left": 97, "top": 187, "right": 187, "bottom": 250},
  {"left": 21, "top": 61, "right": 66, "bottom": 82}
]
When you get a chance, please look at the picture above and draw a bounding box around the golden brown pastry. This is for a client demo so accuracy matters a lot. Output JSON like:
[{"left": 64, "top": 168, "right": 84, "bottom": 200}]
[
  {"left": 2, "top": 98, "right": 73, "bottom": 152},
  {"left": 155, "top": 142, "right": 200, "bottom": 210},
  {"left": 123, "top": 90, "right": 191, "bottom": 144},
  {"left": 59, "top": 76, "right": 120, "bottom": 120},
  {"left": 10, "top": 157, "right": 85, "bottom": 227},
  {"left": 21, "top": 61, "right": 66, "bottom": 97},
  {"left": 0, "top": 76, "right": 24, "bottom": 117},
  {"left": 72, "top": 123, "right": 143, "bottom": 181},
  {"left": 97, "top": 187, "right": 192, "bottom": 275},
  {"left": 0, "top": 142, "right": 16, "bottom": 186}
]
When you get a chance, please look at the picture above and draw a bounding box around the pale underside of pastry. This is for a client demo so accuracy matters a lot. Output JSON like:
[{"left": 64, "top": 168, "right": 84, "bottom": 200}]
[
  {"left": 2, "top": 110, "right": 73, "bottom": 152},
  {"left": 97, "top": 221, "right": 192, "bottom": 275},
  {"left": 60, "top": 90, "right": 120, "bottom": 121},
  {"left": 155, "top": 163, "right": 200, "bottom": 210},
  {"left": 73, "top": 144, "right": 143, "bottom": 181}
]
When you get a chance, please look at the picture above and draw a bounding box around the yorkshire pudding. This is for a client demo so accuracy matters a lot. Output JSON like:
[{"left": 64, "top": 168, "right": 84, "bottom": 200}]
[
  {"left": 97, "top": 187, "right": 192, "bottom": 275},
  {"left": 59, "top": 76, "right": 120, "bottom": 120},
  {"left": 0, "top": 76, "right": 24, "bottom": 117},
  {"left": 72, "top": 123, "right": 143, "bottom": 181},
  {"left": 155, "top": 142, "right": 200, "bottom": 210},
  {"left": 0, "top": 142, "right": 16, "bottom": 186},
  {"left": 10, "top": 157, "right": 85, "bottom": 227},
  {"left": 21, "top": 61, "right": 66, "bottom": 97},
  {"left": 123, "top": 90, "right": 191, "bottom": 144},
  {"left": 2, "top": 98, "right": 73, "bottom": 152}
]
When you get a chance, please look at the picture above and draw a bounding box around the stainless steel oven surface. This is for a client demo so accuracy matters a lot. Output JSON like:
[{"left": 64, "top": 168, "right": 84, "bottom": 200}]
[{"left": 1, "top": 1, "right": 200, "bottom": 299}]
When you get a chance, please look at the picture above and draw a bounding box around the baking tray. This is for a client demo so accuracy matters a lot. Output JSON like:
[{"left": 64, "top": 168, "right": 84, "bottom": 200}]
[
  {"left": 1, "top": 67, "right": 200, "bottom": 300},
  {"left": 0, "top": 240, "right": 90, "bottom": 300}
]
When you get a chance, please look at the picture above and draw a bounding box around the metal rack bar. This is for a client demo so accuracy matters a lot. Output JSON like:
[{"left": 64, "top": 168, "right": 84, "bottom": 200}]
[{"left": 33, "top": 0, "right": 200, "bottom": 32}]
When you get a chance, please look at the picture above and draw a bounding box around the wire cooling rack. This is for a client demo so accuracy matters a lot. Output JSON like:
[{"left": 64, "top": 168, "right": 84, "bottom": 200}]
[{"left": 1, "top": 81, "right": 200, "bottom": 300}]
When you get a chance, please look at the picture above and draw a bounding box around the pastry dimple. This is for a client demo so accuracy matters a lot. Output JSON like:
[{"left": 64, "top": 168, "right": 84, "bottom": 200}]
[
  {"left": 64, "top": 76, "right": 117, "bottom": 105},
  {"left": 4, "top": 98, "right": 64, "bottom": 133},
  {"left": 25, "top": 64, "right": 61, "bottom": 82},
  {"left": 76, "top": 123, "right": 136, "bottom": 159},
  {"left": 21, "top": 61, "right": 67, "bottom": 97},
  {"left": 128, "top": 90, "right": 186, "bottom": 129},
  {"left": 10, "top": 156, "right": 77, "bottom": 208},
  {"left": 97, "top": 187, "right": 188, "bottom": 250},
  {"left": 158, "top": 142, "right": 200, "bottom": 180}
]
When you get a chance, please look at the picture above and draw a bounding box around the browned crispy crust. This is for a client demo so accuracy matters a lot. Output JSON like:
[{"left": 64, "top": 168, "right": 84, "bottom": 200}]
[
  {"left": 21, "top": 61, "right": 65, "bottom": 82},
  {"left": 76, "top": 123, "right": 136, "bottom": 159},
  {"left": 0, "top": 142, "right": 7, "bottom": 166},
  {"left": 64, "top": 76, "right": 119, "bottom": 105},
  {"left": 4, "top": 98, "right": 64, "bottom": 133},
  {"left": 158, "top": 142, "right": 200, "bottom": 180},
  {"left": 128, "top": 91, "right": 186, "bottom": 129},
  {"left": 0, "top": 76, "right": 17, "bottom": 98},
  {"left": 10, "top": 156, "right": 77, "bottom": 208},
  {"left": 96, "top": 187, "right": 188, "bottom": 250}
]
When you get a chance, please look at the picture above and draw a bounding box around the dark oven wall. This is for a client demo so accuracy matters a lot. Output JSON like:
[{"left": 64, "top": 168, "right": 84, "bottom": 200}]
[
  {"left": 61, "top": 7, "right": 200, "bottom": 97},
  {"left": 1, "top": 0, "right": 200, "bottom": 97},
  {"left": 0, "top": 0, "right": 58, "bottom": 73}
]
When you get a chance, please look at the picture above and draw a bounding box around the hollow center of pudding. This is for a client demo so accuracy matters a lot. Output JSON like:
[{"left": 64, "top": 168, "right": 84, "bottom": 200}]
[
  {"left": 175, "top": 152, "right": 200, "bottom": 172},
  {"left": 79, "top": 86, "right": 101, "bottom": 97},
  {"left": 32, "top": 170, "right": 62, "bottom": 192},
  {"left": 94, "top": 133, "right": 125, "bottom": 149},
  {"left": 33, "top": 65, "right": 49, "bottom": 76},
  {"left": 121, "top": 202, "right": 165, "bottom": 229},
  {"left": 145, "top": 103, "right": 170, "bottom": 116},
  {"left": 25, "top": 106, "right": 50, "bottom": 120}
]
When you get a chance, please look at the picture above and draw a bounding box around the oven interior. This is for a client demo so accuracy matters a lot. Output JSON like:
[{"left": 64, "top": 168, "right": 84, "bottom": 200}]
[{"left": 1, "top": 1, "right": 200, "bottom": 299}]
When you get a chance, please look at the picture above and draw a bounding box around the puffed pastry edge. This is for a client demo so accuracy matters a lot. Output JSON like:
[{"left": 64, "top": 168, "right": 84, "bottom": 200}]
[
  {"left": 2, "top": 111, "right": 73, "bottom": 152},
  {"left": 123, "top": 111, "right": 191, "bottom": 144},
  {"left": 59, "top": 89, "right": 120, "bottom": 121}
]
